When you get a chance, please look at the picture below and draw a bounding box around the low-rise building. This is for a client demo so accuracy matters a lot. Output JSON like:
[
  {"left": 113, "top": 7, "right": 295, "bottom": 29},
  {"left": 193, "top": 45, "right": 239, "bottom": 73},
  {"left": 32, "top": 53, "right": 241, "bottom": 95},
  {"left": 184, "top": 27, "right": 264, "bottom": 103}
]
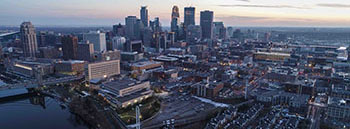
[{"left": 101, "top": 79, "right": 153, "bottom": 108}]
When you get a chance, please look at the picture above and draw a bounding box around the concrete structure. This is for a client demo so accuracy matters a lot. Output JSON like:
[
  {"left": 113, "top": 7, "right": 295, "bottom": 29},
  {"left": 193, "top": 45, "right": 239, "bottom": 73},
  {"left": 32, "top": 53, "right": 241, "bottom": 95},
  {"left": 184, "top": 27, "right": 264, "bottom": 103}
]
[
  {"left": 111, "top": 36, "right": 126, "bottom": 51},
  {"left": 194, "top": 80, "right": 224, "bottom": 98},
  {"left": 93, "top": 50, "right": 121, "bottom": 62},
  {"left": 102, "top": 79, "right": 153, "bottom": 108},
  {"left": 186, "top": 25, "right": 202, "bottom": 44},
  {"left": 130, "top": 61, "right": 163, "bottom": 71},
  {"left": 55, "top": 60, "right": 85, "bottom": 74},
  {"left": 77, "top": 41, "right": 94, "bottom": 62},
  {"left": 253, "top": 52, "right": 291, "bottom": 63},
  {"left": 20, "top": 22, "right": 38, "bottom": 58},
  {"left": 61, "top": 35, "right": 78, "bottom": 60},
  {"left": 121, "top": 52, "right": 143, "bottom": 62},
  {"left": 85, "top": 60, "right": 120, "bottom": 80},
  {"left": 83, "top": 31, "right": 107, "bottom": 52},
  {"left": 213, "top": 22, "right": 226, "bottom": 39},
  {"left": 327, "top": 97, "right": 350, "bottom": 121},
  {"left": 200, "top": 10, "right": 214, "bottom": 39}
]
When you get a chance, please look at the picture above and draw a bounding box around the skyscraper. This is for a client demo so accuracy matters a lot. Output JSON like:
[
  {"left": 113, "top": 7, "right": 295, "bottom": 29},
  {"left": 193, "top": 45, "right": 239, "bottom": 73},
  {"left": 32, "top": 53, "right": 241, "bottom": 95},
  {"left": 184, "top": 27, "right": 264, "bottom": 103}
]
[
  {"left": 125, "top": 16, "right": 140, "bottom": 40},
  {"left": 171, "top": 6, "right": 180, "bottom": 40},
  {"left": 186, "top": 25, "right": 202, "bottom": 44},
  {"left": 150, "top": 17, "right": 161, "bottom": 32},
  {"left": 213, "top": 22, "right": 226, "bottom": 39},
  {"left": 62, "top": 35, "right": 78, "bottom": 60},
  {"left": 83, "top": 31, "right": 107, "bottom": 52},
  {"left": 140, "top": 6, "right": 149, "bottom": 27},
  {"left": 200, "top": 10, "right": 214, "bottom": 39},
  {"left": 184, "top": 7, "right": 195, "bottom": 27},
  {"left": 20, "top": 22, "right": 38, "bottom": 58}
]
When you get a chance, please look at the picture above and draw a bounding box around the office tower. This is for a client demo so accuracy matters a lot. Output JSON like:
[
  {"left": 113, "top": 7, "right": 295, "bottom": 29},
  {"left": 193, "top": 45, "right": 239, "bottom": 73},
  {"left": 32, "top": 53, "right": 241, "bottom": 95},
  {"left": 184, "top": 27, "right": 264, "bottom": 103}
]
[
  {"left": 184, "top": 7, "right": 195, "bottom": 27},
  {"left": 125, "top": 16, "right": 144, "bottom": 40},
  {"left": 171, "top": 6, "right": 180, "bottom": 40},
  {"left": 150, "top": 17, "right": 161, "bottom": 32},
  {"left": 125, "top": 16, "right": 138, "bottom": 39},
  {"left": 153, "top": 32, "right": 167, "bottom": 53},
  {"left": 168, "top": 32, "right": 175, "bottom": 47},
  {"left": 200, "top": 10, "right": 214, "bottom": 39},
  {"left": 111, "top": 36, "right": 126, "bottom": 51},
  {"left": 140, "top": 6, "right": 149, "bottom": 27},
  {"left": 77, "top": 41, "right": 94, "bottom": 62},
  {"left": 85, "top": 60, "right": 120, "bottom": 81},
  {"left": 213, "top": 22, "right": 226, "bottom": 39},
  {"left": 142, "top": 27, "right": 153, "bottom": 47},
  {"left": 135, "top": 19, "right": 144, "bottom": 40},
  {"left": 83, "top": 31, "right": 107, "bottom": 52},
  {"left": 112, "top": 23, "right": 125, "bottom": 36},
  {"left": 61, "top": 35, "right": 78, "bottom": 60},
  {"left": 20, "top": 22, "right": 38, "bottom": 58},
  {"left": 186, "top": 25, "right": 202, "bottom": 44}
]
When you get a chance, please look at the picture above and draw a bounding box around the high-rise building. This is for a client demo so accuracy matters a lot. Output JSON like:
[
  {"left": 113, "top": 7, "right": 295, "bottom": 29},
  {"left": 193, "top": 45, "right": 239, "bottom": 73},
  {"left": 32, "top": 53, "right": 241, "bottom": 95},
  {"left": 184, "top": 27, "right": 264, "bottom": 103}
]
[
  {"left": 83, "top": 31, "right": 107, "bottom": 52},
  {"left": 140, "top": 6, "right": 149, "bottom": 27},
  {"left": 184, "top": 7, "right": 195, "bottom": 27},
  {"left": 77, "top": 41, "right": 94, "bottom": 62},
  {"left": 112, "top": 23, "right": 125, "bottom": 36},
  {"left": 171, "top": 6, "right": 180, "bottom": 40},
  {"left": 200, "top": 10, "right": 214, "bottom": 39},
  {"left": 150, "top": 17, "right": 161, "bottom": 32},
  {"left": 142, "top": 27, "right": 153, "bottom": 47},
  {"left": 62, "top": 35, "right": 78, "bottom": 60},
  {"left": 186, "top": 25, "right": 202, "bottom": 44},
  {"left": 125, "top": 16, "right": 138, "bottom": 40},
  {"left": 153, "top": 32, "right": 167, "bottom": 53},
  {"left": 125, "top": 16, "right": 144, "bottom": 40},
  {"left": 20, "top": 22, "right": 38, "bottom": 58},
  {"left": 213, "top": 22, "right": 226, "bottom": 39},
  {"left": 168, "top": 32, "right": 175, "bottom": 47},
  {"left": 111, "top": 36, "right": 126, "bottom": 51}
]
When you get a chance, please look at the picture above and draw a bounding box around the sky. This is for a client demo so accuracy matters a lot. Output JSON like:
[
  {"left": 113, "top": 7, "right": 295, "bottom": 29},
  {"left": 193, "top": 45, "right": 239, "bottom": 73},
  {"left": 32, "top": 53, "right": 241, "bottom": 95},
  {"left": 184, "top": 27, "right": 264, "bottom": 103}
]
[{"left": 1, "top": 0, "right": 350, "bottom": 27}]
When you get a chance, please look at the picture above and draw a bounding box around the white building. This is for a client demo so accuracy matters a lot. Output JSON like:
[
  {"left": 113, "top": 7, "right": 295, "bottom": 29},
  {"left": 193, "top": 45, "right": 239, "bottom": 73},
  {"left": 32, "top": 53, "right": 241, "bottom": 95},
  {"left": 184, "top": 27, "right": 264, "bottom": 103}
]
[
  {"left": 85, "top": 60, "right": 120, "bottom": 81},
  {"left": 83, "top": 31, "right": 107, "bottom": 52}
]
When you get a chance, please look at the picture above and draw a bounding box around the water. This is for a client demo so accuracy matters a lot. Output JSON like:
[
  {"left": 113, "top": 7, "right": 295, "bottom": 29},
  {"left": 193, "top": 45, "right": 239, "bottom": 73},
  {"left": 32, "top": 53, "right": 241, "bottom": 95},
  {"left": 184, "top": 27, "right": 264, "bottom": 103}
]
[{"left": 0, "top": 91, "right": 90, "bottom": 129}]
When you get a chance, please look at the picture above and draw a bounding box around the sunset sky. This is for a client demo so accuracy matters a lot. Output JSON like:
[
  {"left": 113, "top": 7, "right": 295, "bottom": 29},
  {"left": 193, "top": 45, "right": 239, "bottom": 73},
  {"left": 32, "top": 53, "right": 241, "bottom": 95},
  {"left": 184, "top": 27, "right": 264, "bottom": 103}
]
[{"left": 1, "top": 0, "right": 350, "bottom": 27}]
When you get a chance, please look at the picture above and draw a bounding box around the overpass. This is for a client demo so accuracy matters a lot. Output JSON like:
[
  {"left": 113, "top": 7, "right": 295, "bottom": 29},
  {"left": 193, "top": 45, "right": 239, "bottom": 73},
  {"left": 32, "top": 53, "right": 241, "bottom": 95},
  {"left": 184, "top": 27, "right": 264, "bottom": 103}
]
[{"left": 0, "top": 75, "right": 84, "bottom": 92}]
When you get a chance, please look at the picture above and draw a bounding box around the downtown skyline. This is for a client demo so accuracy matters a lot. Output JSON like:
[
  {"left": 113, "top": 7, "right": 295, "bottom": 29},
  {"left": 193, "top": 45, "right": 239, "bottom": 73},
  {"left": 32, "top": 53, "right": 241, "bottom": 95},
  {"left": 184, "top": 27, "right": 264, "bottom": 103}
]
[{"left": 1, "top": 0, "right": 350, "bottom": 27}]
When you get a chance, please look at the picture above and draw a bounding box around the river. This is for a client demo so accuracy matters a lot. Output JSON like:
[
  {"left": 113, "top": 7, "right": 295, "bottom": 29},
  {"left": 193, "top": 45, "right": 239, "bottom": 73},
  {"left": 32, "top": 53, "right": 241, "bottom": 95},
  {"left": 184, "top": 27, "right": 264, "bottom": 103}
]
[{"left": 0, "top": 89, "right": 90, "bottom": 129}]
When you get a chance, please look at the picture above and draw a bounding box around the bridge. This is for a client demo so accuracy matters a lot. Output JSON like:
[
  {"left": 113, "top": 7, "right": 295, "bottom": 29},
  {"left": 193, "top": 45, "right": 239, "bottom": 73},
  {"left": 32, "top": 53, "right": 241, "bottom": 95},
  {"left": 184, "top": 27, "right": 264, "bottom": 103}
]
[{"left": 0, "top": 75, "right": 84, "bottom": 91}]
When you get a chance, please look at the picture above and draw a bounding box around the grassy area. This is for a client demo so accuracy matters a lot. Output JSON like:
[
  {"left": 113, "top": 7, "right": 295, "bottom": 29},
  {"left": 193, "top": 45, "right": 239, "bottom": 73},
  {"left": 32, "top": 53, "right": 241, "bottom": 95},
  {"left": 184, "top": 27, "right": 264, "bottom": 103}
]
[{"left": 117, "top": 96, "right": 161, "bottom": 124}]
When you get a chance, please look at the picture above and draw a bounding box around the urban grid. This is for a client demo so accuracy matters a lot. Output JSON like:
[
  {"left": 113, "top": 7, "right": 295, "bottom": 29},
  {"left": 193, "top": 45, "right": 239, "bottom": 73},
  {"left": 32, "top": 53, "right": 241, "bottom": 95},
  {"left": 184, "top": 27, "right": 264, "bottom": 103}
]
[{"left": 0, "top": 1, "right": 350, "bottom": 129}]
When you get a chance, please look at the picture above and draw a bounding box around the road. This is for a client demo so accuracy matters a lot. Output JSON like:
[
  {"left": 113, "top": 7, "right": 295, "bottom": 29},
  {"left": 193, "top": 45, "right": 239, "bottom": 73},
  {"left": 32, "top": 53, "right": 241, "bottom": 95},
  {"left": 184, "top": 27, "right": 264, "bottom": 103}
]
[{"left": 309, "top": 105, "right": 321, "bottom": 129}]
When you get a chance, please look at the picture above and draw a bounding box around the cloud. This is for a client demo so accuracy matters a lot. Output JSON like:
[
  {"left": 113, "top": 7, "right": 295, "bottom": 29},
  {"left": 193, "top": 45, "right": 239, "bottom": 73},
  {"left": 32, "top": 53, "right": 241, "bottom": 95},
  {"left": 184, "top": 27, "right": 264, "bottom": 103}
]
[
  {"left": 214, "top": 15, "right": 327, "bottom": 27},
  {"left": 218, "top": 4, "right": 310, "bottom": 9},
  {"left": 317, "top": 3, "right": 350, "bottom": 8},
  {"left": 234, "top": 0, "right": 250, "bottom": 2}
]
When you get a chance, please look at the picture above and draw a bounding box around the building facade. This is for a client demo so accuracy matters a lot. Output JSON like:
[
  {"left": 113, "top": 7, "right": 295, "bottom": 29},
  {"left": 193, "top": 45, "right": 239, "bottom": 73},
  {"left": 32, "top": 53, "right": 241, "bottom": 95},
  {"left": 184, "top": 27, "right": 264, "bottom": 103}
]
[{"left": 20, "top": 22, "right": 38, "bottom": 58}]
